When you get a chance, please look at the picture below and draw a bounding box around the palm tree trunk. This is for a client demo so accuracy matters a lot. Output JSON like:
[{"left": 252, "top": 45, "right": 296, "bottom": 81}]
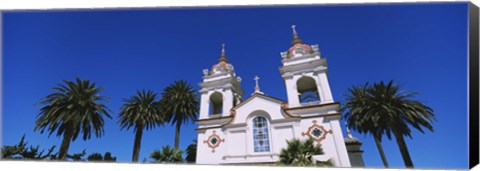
[
  {"left": 58, "top": 126, "right": 74, "bottom": 160},
  {"left": 393, "top": 129, "right": 414, "bottom": 168},
  {"left": 174, "top": 122, "right": 181, "bottom": 149},
  {"left": 373, "top": 134, "right": 389, "bottom": 168},
  {"left": 132, "top": 126, "right": 144, "bottom": 162}
]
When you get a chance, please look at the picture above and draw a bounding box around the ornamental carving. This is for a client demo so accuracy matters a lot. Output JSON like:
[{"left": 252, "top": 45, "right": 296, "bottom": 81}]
[
  {"left": 203, "top": 130, "right": 224, "bottom": 153},
  {"left": 302, "top": 120, "right": 333, "bottom": 143}
]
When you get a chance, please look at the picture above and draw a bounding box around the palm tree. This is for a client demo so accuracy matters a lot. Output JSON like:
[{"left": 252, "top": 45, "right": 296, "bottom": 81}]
[
  {"left": 34, "top": 78, "right": 111, "bottom": 160},
  {"left": 367, "top": 81, "right": 435, "bottom": 168},
  {"left": 342, "top": 83, "right": 390, "bottom": 168},
  {"left": 185, "top": 139, "right": 197, "bottom": 163},
  {"left": 150, "top": 145, "right": 184, "bottom": 163},
  {"left": 160, "top": 80, "right": 199, "bottom": 149},
  {"left": 87, "top": 152, "right": 116, "bottom": 162},
  {"left": 278, "top": 138, "right": 333, "bottom": 166},
  {"left": 87, "top": 153, "right": 103, "bottom": 161},
  {"left": 118, "top": 89, "right": 163, "bottom": 162},
  {"left": 103, "top": 152, "right": 117, "bottom": 162}
]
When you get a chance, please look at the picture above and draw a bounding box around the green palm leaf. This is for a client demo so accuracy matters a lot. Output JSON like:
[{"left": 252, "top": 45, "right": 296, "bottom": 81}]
[
  {"left": 34, "top": 78, "right": 111, "bottom": 160},
  {"left": 150, "top": 145, "right": 184, "bottom": 163},
  {"left": 118, "top": 89, "right": 163, "bottom": 162},
  {"left": 278, "top": 139, "right": 332, "bottom": 166},
  {"left": 159, "top": 80, "right": 199, "bottom": 149},
  {"left": 342, "top": 80, "right": 436, "bottom": 168}
]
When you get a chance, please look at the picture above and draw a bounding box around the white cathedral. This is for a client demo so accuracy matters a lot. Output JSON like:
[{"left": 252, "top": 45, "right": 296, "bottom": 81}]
[{"left": 195, "top": 26, "right": 365, "bottom": 167}]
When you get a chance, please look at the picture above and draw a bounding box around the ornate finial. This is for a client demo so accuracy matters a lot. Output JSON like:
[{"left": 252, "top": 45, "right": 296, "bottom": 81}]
[
  {"left": 290, "top": 25, "right": 303, "bottom": 46},
  {"left": 292, "top": 25, "right": 298, "bottom": 37},
  {"left": 221, "top": 43, "right": 225, "bottom": 54},
  {"left": 346, "top": 122, "right": 353, "bottom": 138},
  {"left": 203, "top": 69, "right": 209, "bottom": 76},
  {"left": 218, "top": 43, "right": 228, "bottom": 63},
  {"left": 253, "top": 75, "right": 264, "bottom": 95}
]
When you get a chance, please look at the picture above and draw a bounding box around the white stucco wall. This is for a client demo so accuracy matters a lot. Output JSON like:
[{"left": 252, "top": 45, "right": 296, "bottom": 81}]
[
  {"left": 196, "top": 95, "right": 351, "bottom": 167},
  {"left": 297, "top": 117, "right": 350, "bottom": 167},
  {"left": 196, "top": 128, "right": 225, "bottom": 164}
]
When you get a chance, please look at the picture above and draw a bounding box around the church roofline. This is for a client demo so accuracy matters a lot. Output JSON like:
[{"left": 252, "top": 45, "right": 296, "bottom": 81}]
[
  {"left": 231, "top": 93, "right": 287, "bottom": 110},
  {"left": 196, "top": 97, "right": 341, "bottom": 131}
]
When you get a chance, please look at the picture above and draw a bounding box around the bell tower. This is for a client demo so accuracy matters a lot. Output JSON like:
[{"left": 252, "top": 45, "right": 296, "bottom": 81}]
[
  {"left": 279, "top": 25, "right": 334, "bottom": 108},
  {"left": 198, "top": 44, "right": 243, "bottom": 119}
]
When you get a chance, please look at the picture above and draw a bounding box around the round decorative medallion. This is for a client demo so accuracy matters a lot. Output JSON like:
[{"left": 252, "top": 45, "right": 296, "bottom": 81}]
[
  {"left": 302, "top": 120, "right": 333, "bottom": 143},
  {"left": 203, "top": 130, "right": 224, "bottom": 153}
]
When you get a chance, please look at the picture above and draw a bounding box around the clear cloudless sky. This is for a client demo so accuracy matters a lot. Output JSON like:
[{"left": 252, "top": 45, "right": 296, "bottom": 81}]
[{"left": 2, "top": 2, "right": 469, "bottom": 169}]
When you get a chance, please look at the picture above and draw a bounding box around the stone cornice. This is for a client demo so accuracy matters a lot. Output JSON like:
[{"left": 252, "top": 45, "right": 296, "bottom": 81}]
[
  {"left": 279, "top": 58, "right": 327, "bottom": 76},
  {"left": 281, "top": 66, "right": 328, "bottom": 79},
  {"left": 199, "top": 77, "right": 235, "bottom": 88},
  {"left": 195, "top": 115, "right": 233, "bottom": 124},
  {"left": 198, "top": 76, "right": 243, "bottom": 95},
  {"left": 270, "top": 117, "right": 301, "bottom": 124},
  {"left": 195, "top": 125, "right": 223, "bottom": 132},
  {"left": 284, "top": 101, "right": 340, "bottom": 111},
  {"left": 223, "top": 123, "right": 247, "bottom": 129},
  {"left": 202, "top": 70, "right": 232, "bottom": 79},
  {"left": 298, "top": 112, "right": 342, "bottom": 119},
  {"left": 281, "top": 53, "right": 319, "bottom": 64}
]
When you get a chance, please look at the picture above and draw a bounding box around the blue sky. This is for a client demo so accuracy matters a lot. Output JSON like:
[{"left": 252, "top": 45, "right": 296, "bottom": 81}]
[{"left": 2, "top": 2, "right": 468, "bottom": 169}]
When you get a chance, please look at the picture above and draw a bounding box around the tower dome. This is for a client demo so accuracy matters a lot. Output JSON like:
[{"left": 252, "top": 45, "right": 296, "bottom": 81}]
[
  {"left": 287, "top": 25, "right": 313, "bottom": 58},
  {"left": 210, "top": 44, "right": 234, "bottom": 75}
]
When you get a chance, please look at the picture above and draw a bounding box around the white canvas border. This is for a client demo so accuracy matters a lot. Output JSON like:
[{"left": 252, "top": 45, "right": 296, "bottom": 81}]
[
  {"left": 0, "top": 0, "right": 477, "bottom": 171},
  {"left": 0, "top": 0, "right": 472, "bottom": 10}
]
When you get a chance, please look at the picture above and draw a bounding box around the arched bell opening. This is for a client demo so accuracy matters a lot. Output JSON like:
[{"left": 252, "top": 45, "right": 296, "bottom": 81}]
[
  {"left": 296, "top": 76, "right": 320, "bottom": 104},
  {"left": 209, "top": 92, "right": 223, "bottom": 115}
]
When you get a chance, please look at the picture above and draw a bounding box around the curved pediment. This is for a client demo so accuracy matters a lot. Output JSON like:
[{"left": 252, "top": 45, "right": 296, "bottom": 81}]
[{"left": 228, "top": 93, "right": 293, "bottom": 125}]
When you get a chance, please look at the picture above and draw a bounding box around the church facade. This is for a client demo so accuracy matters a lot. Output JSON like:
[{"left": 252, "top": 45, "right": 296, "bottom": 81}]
[{"left": 195, "top": 26, "right": 364, "bottom": 167}]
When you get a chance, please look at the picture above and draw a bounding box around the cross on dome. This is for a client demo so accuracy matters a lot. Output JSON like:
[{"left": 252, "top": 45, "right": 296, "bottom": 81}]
[
  {"left": 221, "top": 43, "right": 225, "bottom": 54},
  {"left": 218, "top": 43, "right": 228, "bottom": 63},
  {"left": 291, "top": 25, "right": 298, "bottom": 37},
  {"left": 290, "top": 24, "right": 303, "bottom": 46}
]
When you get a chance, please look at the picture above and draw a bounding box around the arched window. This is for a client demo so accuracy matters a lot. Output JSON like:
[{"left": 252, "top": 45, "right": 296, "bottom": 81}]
[
  {"left": 297, "top": 76, "right": 320, "bottom": 104},
  {"left": 209, "top": 92, "right": 223, "bottom": 115},
  {"left": 253, "top": 116, "right": 270, "bottom": 152}
]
